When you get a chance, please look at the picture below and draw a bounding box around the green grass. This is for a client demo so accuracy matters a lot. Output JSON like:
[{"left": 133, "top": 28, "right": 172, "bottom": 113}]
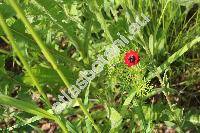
[{"left": 0, "top": 0, "right": 199, "bottom": 132}]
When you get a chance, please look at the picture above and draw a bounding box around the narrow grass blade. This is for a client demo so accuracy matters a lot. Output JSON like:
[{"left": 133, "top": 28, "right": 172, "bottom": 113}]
[
  {"left": 33, "top": 0, "right": 86, "bottom": 60},
  {"left": 7, "top": 0, "right": 71, "bottom": 94},
  {"left": 77, "top": 99, "right": 101, "bottom": 133},
  {"left": 8, "top": 116, "right": 42, "bottom": 131},
  {"left": 0, "top": 12, "right": 69, "bottom": 133},
  {"left": 0, "top": 94, "right": 55, "bottom": 119},
  {"left": 88, "top": 0, "right": 113, "bottom": 43},
  {"left": 0, "top": 94, "right": 69, "bottom": 132},
  {"left": 147, "top": 37, "right": 200, "bottom": 80},
  {"left": 0, "top": 12, "right": 50, "bottom": 107},
  {"left": 6, "top": 1, "right": 101, "bottom": 132}
]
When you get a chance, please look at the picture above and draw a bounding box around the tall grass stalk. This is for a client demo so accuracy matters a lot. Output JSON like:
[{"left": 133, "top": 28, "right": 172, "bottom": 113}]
[
  {"left": 0, "top": 13, "right": 50, "bottom": 107},
  {"left": 7, "top": 0, "right": 101, "bottom": 132},
  {"left": 7, "top": 0, "right": 71, "bottom": 91},
  {"left": 88, "top": 0, "right": 113, "bottom": 43},
  {"left": 155, "top": 0, "right": 170, "bottom": 35},
  {"left": 148, "top": 36, "right": 200, "bottom": 80},
  {"left": 0, "top": 94, "right": 69, "bottom": 133},
  {"left": 0, "top": 13, "right": 69, "bottom": 133}
]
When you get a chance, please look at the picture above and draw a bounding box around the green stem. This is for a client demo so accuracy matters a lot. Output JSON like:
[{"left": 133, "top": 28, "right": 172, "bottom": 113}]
[
  {"left": 7, "top": 0, "right": 72, "bottom": 91},
  {"left": 77, "top": 99, "right": 101, "bottom": 133},
  {"left": 33, "top": 0, "right": 86, "bottom": 62},
  {"left": 0, "top": 48, "right": 9, "bottom": 54},
  {"left": 0, "top": 12, "right": 68, "bottom": 133},
  {"left": 0, "top": 13, "right": 50, "bottom": 107},
  {"left": 7, "top": 0, "right": 101, "bottom": 132},
  {"left": 1, "top": 36, "right": 9, "bottom": 44},
  {"left": 147, "top": 36, "right": 200, "bottom": 80},
  {"left": 155, "top": 0, "right": 170, "bottom": 36},
  {"left": 55, "top": 118, "right": 69, "bottom": 133},
  {"left": 88, "top": 0, "right": 113, "bottom": 43}
]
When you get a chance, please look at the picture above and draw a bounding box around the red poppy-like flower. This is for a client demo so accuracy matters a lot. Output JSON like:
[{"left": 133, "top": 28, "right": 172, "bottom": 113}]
[{"left": 124, "top": 50, "right": 140, "bottom": 67}]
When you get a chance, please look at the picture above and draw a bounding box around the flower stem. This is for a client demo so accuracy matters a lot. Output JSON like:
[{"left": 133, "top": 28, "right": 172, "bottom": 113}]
[
  {"left": 0, "top": 12, "right": 51, "bottom": 108},
  {"left": 7, "top": 0, "right": 101, "bottom": 132},
  {"left": 77, "top": 99, "right": 101, "bottom": 133},
  {"left": 0, "top": 8, "right": 69, "bottom": 133}
]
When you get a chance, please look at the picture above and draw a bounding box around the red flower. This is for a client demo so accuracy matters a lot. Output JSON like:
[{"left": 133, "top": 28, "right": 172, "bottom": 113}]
[{"left": 124, "top": 50, "right": 140, "bottom": 67}]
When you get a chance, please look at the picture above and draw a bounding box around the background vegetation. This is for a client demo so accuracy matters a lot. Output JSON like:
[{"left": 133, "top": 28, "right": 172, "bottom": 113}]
[{"left": 0, "top": 0, "right": 200, "bottom": 132}]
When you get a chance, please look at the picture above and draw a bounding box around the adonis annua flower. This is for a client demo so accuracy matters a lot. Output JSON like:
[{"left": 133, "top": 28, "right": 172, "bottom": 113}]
[{"left": 124, "top": 50, "right": 140, "bottom": 67}]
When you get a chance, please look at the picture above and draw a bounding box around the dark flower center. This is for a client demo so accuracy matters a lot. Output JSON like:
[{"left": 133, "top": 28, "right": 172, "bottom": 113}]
[{"left": 128, "top": 55, "right": 135, "bottom": 63}]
